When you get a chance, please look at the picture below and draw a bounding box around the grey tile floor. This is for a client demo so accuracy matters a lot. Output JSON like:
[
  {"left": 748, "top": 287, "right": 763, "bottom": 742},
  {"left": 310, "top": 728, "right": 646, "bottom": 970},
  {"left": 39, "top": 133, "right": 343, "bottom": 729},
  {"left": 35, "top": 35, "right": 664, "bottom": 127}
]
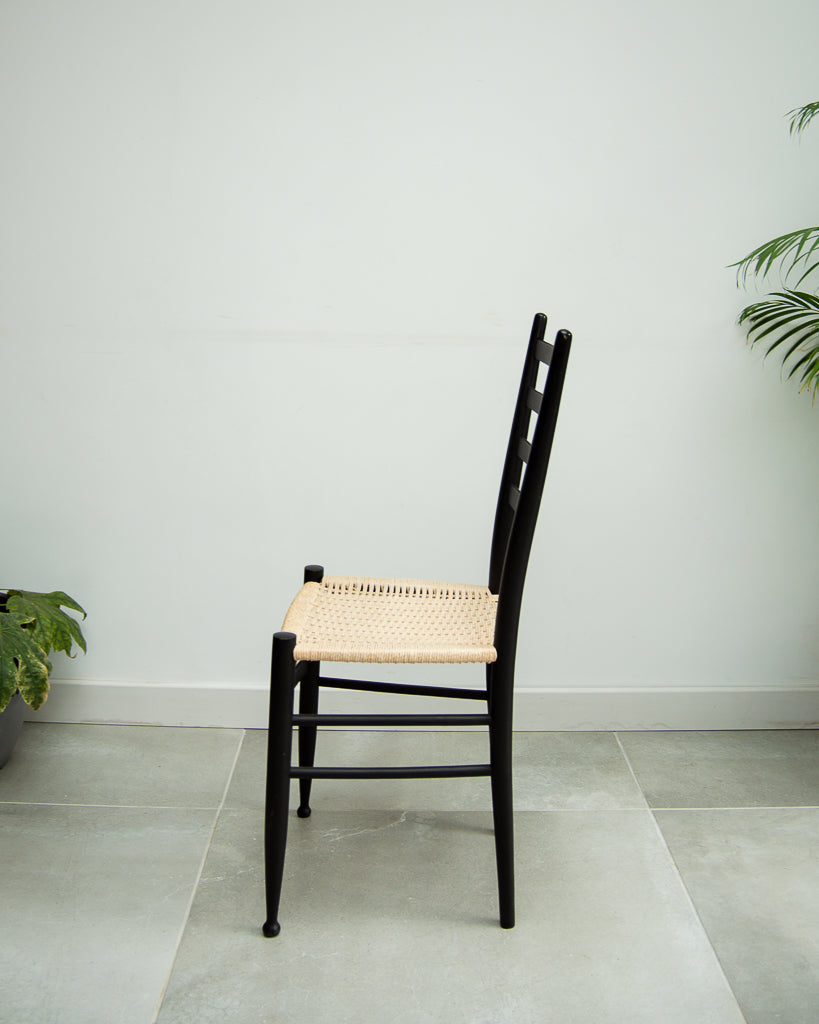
[{"left": 0, "top": 725, "right": 816, "bottom": 1024}]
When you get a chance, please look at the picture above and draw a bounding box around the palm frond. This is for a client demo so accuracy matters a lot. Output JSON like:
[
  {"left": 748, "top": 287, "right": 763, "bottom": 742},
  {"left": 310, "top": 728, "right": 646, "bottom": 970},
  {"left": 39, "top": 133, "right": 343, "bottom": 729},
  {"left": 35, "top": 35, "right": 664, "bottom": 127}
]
[
  {"left": 738, "top": 290, "right": 819, "bottom": 396},
  {"left": 733, "top": 101, "right": 819, "bottom": 399},
  {"left": 787, "top": 101, "right": 819, "bottom": 136},
  {"left": 731, "top": 227, "right": 819, "bottom": 289}
]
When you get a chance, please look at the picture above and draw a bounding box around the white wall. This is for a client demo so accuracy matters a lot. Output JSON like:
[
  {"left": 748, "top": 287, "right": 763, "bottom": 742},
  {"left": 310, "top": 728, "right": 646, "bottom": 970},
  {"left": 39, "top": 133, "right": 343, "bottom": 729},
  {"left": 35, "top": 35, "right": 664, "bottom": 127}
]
[{"left": 3, "top": 0, "right": 818, "bottom": 728}]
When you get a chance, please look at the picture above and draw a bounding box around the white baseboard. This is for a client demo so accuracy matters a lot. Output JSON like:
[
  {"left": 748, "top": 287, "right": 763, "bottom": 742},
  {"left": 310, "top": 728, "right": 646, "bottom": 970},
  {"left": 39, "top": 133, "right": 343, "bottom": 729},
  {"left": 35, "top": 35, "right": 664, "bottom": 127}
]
[{"left": 25, "top": 679, "right": 819, "bottom": 730}]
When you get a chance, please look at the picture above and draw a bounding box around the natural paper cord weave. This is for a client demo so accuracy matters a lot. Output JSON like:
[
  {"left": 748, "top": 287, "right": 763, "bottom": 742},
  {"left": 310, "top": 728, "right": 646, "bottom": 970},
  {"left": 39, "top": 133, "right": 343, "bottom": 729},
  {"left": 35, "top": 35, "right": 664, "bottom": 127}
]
[{"left": 282, "top": 576, "right": 498, "bottom": 664}]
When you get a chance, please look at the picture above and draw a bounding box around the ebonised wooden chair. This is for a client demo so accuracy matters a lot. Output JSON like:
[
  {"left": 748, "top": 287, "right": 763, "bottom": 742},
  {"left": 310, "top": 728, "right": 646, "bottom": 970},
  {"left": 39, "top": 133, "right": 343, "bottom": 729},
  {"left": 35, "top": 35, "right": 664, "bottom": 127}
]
[{"left": 263, "top": 314, "right": 572, "bottom": 935}]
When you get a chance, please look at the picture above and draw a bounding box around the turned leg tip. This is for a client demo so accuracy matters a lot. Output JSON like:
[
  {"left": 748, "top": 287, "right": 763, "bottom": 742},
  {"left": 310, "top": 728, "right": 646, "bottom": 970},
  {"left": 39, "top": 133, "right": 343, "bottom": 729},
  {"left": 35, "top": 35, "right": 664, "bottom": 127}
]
[
  {"left": 297, "top": 805, "right": 312, "bottom": 818},
  {"left": 262, "top": 920, "right": 281, "bottom": 938}
]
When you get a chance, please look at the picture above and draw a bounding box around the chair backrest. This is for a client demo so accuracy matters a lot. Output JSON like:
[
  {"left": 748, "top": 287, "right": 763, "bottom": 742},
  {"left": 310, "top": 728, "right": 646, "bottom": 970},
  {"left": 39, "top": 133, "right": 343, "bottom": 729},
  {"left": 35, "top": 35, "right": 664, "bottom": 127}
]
[{"left": 488, "top": 314, "right": 571, "bottom": 652}]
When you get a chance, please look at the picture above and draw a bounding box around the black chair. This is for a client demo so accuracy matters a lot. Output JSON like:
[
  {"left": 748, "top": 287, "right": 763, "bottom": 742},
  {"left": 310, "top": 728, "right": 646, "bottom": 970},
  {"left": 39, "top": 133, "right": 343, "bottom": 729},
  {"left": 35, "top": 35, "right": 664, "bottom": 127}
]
[{"left": 263, "top": 314, "right": 572, "bottom": 935}]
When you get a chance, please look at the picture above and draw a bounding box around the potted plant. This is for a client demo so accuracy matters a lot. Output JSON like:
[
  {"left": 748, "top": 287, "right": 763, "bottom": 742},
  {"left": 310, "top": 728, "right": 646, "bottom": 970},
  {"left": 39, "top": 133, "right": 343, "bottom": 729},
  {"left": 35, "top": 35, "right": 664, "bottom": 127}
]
[
  {"left": 733, "top": 101, "right": 819, "bottom": 398},
  {"left": 0, "top": 589, "right": 86, "bottom": 767}
]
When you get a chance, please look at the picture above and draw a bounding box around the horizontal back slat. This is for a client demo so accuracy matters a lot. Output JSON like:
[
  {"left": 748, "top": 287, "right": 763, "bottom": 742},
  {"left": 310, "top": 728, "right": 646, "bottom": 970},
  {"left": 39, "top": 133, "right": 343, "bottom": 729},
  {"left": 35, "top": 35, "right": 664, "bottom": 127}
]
[
  {"left": 535, "top": 339, "right": 554, "bottom": 364},
  {"left": 525, "top": 388, "right": 542, "bottom": 414}
]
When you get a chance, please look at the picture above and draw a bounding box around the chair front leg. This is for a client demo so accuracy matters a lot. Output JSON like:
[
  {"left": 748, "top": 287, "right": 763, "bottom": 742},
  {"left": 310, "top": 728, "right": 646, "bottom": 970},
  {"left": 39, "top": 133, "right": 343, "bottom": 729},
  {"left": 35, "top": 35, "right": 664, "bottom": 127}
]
[{"left": 263, "top": 631, "right": 297, "bottom": 938}]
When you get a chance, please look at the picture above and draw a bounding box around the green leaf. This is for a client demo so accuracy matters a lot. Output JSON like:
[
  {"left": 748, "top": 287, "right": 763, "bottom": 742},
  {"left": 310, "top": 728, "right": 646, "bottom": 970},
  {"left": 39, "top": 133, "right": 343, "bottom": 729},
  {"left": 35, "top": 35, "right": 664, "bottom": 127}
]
[
  {"left": 0, "top": 612, "right": 52, "bottom": 712},
  {"left": 793, "top": 258, "right": 819, "bottom": 289},
  {"left": 787, "top": 101, "right": 819, "bottom": 136},
  {"left": 4, "top": 590, "right": 86, "bottom": 658},
  {"left": 731, "top": 228, "right": 819, "bottom": 289},
  {"left": 738, "top": 288, "right": 819, "bottom": 397}
]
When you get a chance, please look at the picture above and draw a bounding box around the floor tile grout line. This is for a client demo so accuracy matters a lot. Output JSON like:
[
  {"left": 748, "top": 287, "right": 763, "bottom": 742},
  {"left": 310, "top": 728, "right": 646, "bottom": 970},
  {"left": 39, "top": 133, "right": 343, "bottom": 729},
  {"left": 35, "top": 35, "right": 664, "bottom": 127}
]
[
  {"left": 152, "top": 727, "right": 248, "bottom": 1023},
  {"left": 613, "top": 732, "right": 652, "bottom": 811},
  {"left": 643, "top": 809, "right": 749, "bottom": 1024},
  {"left": 614, "top": 732, "right": 750, "bottom": 1024},
  {"left": 610, "top": 736, "right": 818, "bottom": 813},
  {"left": 0, "top": 801, "right": 224, "bottom": 811},
  {"left": 651, "top": 805, "right": 819, "bottom": 812}
]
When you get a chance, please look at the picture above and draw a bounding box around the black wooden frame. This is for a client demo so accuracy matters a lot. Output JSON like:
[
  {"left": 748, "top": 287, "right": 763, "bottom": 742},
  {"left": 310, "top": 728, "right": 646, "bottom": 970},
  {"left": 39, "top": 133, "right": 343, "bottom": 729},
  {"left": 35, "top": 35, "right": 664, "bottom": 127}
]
[{"left": 263, "top": 315, "right": 572, "bottom": 936}]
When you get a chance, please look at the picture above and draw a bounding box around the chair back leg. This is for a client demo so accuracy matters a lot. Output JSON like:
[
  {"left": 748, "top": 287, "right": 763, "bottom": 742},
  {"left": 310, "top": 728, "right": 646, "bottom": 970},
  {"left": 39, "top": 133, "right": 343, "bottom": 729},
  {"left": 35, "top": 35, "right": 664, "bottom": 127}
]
[
  {"left": 296, "top": 564, "right": 324, "bottom": 818},
  {"left": 297, "top": 661, "right": 320, "bottom": 818},
  {"left": 488, "top": 662, "right": 515, "bottom": 928}
]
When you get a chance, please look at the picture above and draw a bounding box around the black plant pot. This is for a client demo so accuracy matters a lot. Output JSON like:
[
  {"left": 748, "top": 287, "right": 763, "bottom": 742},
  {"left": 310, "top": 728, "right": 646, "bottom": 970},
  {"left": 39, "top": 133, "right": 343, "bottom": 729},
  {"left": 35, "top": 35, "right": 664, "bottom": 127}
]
[
  {"left": 0, "top": 590, "right": 24, "bottom": 767},
  {"left": 0, "top": 690, "right": 25, "bottom": 769}
]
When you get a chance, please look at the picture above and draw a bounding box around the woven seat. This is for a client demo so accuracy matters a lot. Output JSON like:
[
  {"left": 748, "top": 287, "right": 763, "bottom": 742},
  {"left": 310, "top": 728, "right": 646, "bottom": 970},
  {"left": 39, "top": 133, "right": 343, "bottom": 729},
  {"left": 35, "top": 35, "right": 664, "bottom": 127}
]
[
  {"left": 283, "top": 577, "right": 498, "bottom": 664},
  {"left": 263, "top": 314, "right": 572, "bottom": 936}
]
